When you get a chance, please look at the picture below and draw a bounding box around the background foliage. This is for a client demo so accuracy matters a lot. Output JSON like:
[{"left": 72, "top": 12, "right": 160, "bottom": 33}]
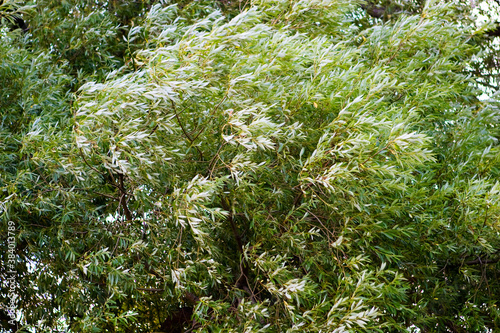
[{"left": 1, "top": 0, "right": 499, "bottom": 332}]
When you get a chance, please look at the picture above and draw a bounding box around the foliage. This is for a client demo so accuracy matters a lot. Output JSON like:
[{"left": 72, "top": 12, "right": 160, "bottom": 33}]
[
  {"left": 355, "top": 0, "right": 500, "bottom": 94},
  {"left": 1, "top": 0, "right": 499, "bottom": 332}
]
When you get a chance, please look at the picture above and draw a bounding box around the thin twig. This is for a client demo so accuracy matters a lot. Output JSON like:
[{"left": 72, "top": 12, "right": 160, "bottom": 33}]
[
  {"left": 191, "top": 94, "right": 228, "bottom": 143},
  {"left": 170, "top": 99, "right": 204, "bottom": 160}
]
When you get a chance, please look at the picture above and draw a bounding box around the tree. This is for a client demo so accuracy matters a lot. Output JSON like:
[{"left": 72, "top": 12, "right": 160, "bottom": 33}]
[
  {"left": 1, "top": 0, "right": 499, "bottom": 332},
  {"left": 357, "top": 0, "right": 500, "bottom": 94}
]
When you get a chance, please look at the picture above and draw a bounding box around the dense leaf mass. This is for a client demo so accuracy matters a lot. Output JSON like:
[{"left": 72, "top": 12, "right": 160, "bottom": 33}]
[{"left": 1, "top": 0, "right": 499, "bottom": 332}]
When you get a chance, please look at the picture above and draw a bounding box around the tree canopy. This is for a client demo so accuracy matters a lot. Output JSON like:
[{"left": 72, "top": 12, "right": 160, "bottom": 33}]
[{"left": 1, "top": 0, "right": 499, "bottom": 332}]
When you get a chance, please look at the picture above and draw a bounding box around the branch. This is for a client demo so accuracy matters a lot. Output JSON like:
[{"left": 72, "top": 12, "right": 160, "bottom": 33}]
[
  {"left": 445, "top": 251, "right": 500, "bottom": 268},
  {"left": 118, "top": 173, "right": 133, "bottom": 222},
  {"left": 160, "top": 307, "right": 194, "bottom": 333},
  {"left": 220, "top": 196, "right": 243, "bottom": 254},
  {"left": 190, "top": 93, "right": 228, "bottom": 143},
  {"left": 486, "top": 23, "right": 500, "bottom": 37},
  {"left": 464, "top": 256, "right": 500, "bottom": 266},
  {"left": 361, "top": 1, "right": 386, "bottom": 18},
  {"left": 219, "top": 193, "right": 258, "bottom": 303},
  {"left": 0, "top": 13, "right": 29, "bottom": 33},
  {"left": 170, "top": 99, "right": 204, "bottom": 160},
  {"left": 79, "top": 149, "right": 106, "bottom": 177},
  {"left": 171, "top": 99, "right": 195, "bottom": 142},
  {"left": 137, "top": 287, "right": 164, "bottom": 292}
]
